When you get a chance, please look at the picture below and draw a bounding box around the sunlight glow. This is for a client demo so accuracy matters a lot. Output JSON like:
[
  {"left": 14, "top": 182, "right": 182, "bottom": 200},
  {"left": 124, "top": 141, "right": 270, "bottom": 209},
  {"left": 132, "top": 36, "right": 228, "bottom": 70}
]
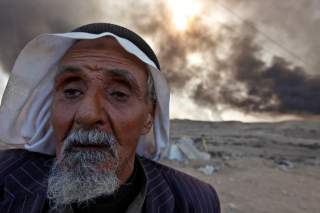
[
  {"left": 187, "top": 52, "right": 203, "bottom": 66},
  {"left": 166, "top": 0, "right": 202, "bottom": 31}
]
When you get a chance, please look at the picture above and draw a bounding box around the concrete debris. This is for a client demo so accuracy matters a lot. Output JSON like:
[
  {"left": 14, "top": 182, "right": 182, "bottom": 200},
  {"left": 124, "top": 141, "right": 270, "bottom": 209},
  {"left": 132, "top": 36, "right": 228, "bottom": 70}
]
[
  {"left": 197, "top": 163, "right": 223, "bottom": 176},
  {"left": 228, "top": 203, "right": 237, "bottom": 209},
  {"left": 163, "top": 144, "right": 185, "bottom": 161},
  {"left": 198, "top": 165, "right": 215, "bottom": 175},
  {"left": 163, "top": 137, "right": 211, "bottom": 161},
  {"left": 276, "top": 159, "right": 294, "bottom": 169},
  {"left": 227, "top": 202, "right": 237, "bottom": 213},
  {"left": 176, "top": 137, "right": 211, "bottom": 160}
]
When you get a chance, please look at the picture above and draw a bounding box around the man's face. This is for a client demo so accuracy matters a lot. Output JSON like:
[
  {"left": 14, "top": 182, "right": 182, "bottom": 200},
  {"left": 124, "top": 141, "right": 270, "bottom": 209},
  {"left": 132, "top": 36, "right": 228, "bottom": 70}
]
[{"left": 51, "top": 37, "right": 154, "bottom": 182}]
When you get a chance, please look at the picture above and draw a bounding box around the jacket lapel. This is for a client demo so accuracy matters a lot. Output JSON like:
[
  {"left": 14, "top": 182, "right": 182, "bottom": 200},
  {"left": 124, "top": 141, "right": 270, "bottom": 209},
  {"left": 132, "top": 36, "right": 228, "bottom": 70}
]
[{"left": 140, "top": 158, "right": 175, "bottom": 213}]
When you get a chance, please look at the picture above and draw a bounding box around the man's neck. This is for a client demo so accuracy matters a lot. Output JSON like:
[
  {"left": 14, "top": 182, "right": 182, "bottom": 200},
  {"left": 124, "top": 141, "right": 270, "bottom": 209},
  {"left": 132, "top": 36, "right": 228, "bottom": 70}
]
[{"left": 116, "top": 154, "right": 136, "bottom": 184}]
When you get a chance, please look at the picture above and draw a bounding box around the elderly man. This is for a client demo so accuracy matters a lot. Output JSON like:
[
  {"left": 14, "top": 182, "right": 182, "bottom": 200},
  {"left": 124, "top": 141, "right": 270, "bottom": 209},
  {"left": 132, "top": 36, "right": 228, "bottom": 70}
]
[{"left": 0, "top": 23, "right": 220, "bottom": 213}]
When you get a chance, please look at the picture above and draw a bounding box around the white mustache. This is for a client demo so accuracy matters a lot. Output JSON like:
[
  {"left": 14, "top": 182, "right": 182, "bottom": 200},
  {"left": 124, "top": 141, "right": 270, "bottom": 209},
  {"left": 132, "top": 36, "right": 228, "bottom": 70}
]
[{"left": 62, "top": 128, "right": 117, "bottom": 155}]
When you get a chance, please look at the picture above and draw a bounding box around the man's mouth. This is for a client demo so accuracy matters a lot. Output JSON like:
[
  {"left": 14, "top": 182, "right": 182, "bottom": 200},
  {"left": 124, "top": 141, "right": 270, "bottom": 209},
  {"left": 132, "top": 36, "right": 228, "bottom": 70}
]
[{"left": 72, "top": 144, "right": 110, "bottom": 151}]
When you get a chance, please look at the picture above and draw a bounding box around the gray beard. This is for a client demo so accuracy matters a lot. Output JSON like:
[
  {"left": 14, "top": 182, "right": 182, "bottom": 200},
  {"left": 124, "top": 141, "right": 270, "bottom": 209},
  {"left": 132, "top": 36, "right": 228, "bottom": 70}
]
[{"left": 47, "top": 128, "right": 120, "bottom": 210}]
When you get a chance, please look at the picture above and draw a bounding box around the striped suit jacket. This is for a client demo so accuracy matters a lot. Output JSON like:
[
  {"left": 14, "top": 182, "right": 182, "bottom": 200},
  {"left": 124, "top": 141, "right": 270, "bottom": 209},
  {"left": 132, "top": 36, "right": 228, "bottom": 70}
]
[{"left": 0, "top": 149, "right": 220, "bottom": 213}]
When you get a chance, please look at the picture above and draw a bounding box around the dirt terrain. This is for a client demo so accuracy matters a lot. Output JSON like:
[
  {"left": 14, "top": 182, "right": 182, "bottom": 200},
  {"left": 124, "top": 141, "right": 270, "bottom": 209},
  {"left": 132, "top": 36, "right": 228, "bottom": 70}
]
[{"left": 163, "top": 119, "right": 320, "bottom": 213}]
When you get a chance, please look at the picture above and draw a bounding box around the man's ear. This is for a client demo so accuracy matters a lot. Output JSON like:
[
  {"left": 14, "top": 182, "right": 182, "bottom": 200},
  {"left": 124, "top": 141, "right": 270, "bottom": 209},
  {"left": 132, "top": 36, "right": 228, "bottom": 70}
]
[{"left": 141, "top": 104, "right": 155, "bottom": 135}]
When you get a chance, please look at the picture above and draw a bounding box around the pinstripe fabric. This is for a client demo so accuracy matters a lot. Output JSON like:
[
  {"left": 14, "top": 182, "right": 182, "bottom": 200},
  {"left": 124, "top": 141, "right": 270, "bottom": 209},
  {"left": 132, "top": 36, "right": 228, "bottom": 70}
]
[
  {"left": 0, "top": 149, "right": 52, "bottom": 213},
  {"left": 0, "top": 149, "right": 220, "bottom": 213},
  {"left": 141, "top": 158, "right": 220, "bottom": 213}
]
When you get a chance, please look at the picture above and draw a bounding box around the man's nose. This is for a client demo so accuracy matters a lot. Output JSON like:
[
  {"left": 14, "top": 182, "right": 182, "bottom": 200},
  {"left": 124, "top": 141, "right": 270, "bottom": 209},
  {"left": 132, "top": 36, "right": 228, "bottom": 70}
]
[{"left": 74, "top": 92, "right": 105, "bottom": 128}]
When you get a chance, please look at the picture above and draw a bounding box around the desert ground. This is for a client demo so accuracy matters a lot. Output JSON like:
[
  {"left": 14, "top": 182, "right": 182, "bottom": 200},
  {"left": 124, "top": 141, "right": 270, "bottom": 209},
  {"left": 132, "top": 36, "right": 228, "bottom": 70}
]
[
  {"left": 0, "top": 119, "right": 319, "bottom": 213},
  {"left": 163, "top": 119, "right": 320, "bottom": 213}
]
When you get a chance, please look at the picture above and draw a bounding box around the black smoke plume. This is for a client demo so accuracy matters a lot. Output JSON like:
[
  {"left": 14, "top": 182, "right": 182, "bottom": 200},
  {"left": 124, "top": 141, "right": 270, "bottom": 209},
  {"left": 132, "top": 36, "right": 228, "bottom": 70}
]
[{"left": 192, "top": 30, "right": 320, "bottom": 115}]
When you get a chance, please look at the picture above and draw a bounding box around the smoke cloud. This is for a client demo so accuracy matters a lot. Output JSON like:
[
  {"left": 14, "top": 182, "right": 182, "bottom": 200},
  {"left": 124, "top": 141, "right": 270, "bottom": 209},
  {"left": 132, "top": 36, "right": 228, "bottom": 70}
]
[
  {"left": 128, "top": 1, "right": 320, "bottom": 117},
  {"left": 0, "top": 0, "right": 102, "bottom": 72},
  {"left": 0, "top": 0, "right": 319, "bottom": 118},
  {"left": 192, "top": 29, "right": 320, "bottom": 115}
]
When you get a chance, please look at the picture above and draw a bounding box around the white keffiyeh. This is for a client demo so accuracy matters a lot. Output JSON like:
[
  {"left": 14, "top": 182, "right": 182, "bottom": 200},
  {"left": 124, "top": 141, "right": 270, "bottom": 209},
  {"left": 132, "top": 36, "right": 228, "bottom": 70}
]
[{"left": 0, "top": 32, "right": 170, "bottom": 160}]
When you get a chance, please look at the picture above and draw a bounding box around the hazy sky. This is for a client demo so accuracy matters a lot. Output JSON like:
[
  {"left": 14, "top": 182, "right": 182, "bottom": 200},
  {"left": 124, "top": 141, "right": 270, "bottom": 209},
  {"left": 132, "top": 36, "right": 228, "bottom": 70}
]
[{"left": 0, "top": 0, "right": 319, "bottom": 122}]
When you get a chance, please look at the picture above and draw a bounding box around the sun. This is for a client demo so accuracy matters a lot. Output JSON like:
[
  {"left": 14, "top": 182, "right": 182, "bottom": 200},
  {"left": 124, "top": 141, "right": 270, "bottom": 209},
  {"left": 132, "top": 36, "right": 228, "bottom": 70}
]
[{"left": 166, "top": 0, "right": 202, "bottom": 31}]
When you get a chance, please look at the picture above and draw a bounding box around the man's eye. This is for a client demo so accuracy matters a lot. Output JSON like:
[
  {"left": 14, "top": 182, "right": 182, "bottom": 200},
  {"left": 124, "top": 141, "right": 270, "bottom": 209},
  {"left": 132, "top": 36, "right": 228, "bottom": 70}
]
[
  {"left": 110, "top": 91, "right": 129, "bottom": 101},
  {"left": 63, "top": 88, "right": 82, "bottom": 99}
]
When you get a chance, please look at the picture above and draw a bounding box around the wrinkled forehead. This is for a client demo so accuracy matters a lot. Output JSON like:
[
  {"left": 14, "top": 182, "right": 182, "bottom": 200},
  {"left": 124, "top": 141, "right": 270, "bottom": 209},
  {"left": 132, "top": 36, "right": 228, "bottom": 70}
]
[
  {"left": 59, "top": 36, "right": 149, "bottom": 72},
  {"left": 67, "top": 36, "right": 129, "bottom": 52}
]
